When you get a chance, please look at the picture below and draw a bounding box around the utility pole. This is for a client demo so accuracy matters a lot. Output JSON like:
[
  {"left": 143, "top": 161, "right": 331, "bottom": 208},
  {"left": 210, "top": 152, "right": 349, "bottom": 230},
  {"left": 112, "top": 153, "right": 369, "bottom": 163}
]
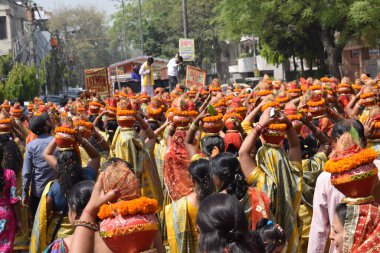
[
  {"left": 28, "top": 2, "right": 36, "bottom": 65},
  {"left": 121, "top": 0, "right": 128, "bottom": 58},
  {"left": 182, "top": 0, "right": 188, "bottom": 38},
  {"left": 137, "top": 0, "right": 144, "bottom": 54}
]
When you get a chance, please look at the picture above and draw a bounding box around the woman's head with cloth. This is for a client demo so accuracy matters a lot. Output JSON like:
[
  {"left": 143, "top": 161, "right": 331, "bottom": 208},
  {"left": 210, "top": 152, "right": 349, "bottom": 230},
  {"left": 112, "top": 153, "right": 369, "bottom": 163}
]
[
  {"left": 330, "top": 203, "right": 347, "bottom": 253},
  {"left": 197, "top": 193, "right": 261, "bottom": 253},
  {"left": 210, "top": 152, "right": 248, "bottom": 200}
]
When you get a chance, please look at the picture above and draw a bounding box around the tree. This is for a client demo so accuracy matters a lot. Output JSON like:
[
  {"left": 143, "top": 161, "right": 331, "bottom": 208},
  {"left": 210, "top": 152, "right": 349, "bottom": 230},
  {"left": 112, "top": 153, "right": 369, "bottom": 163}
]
[
  {"left": 3, "top": 64, "right": 42, "bottom": 100},
  {"left": 217, "top": 0, "right": 380, "bottom": 78},
  {"left": 109, "top": 0, "right": 227, "bottom": 78},
  {"left": 47, "top": 5, "right": 113, "bottom": 92}
]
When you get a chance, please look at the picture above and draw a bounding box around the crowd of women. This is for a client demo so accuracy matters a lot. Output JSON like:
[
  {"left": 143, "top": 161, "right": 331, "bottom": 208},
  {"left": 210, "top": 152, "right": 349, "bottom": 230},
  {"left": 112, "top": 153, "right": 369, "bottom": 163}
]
[{"left": 0, "top": 72, "right": 380, "bottom": 253}]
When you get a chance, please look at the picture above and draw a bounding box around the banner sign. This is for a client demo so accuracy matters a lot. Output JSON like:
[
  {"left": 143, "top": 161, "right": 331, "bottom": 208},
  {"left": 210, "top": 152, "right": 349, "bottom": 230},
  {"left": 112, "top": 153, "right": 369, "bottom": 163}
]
[
  {"left": 179, "top": 38, "right": 195, "bottom": 61},
  {"left": 84, "top": 68, "right": 109, "bottom": 96},
  {"left": 185, "top": 65, "right": 206, "bottom": 87}
]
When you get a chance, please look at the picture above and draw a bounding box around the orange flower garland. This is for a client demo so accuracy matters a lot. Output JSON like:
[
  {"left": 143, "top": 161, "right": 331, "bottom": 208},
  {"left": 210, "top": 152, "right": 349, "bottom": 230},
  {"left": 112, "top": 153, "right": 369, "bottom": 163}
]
[
  {"left": 325, "top": 89, "right": 333, "bottom": 95},
  {"left": 310, "top": 85, "right": 322, "bottom": 91},
  {"left": 212, "top": 101, "right": 226, "bottom": 108},
  {"left": 209, "top": 86, "right": 222, "bottom": 92},
  {"left": 352, "top": 84, "right": 363, "bottom": 90},
  {"left": 223, "top": 113, "right": 243, "bottom": 123},
  {"left": 320, "top": 77, "right": 331, "bottom": 83},
  {"left": 106, "top": 106, "right": 117, "bottom": 112},
  {"left": 275, "top": 96, "right": 290, "bottom": 103},
  {"left": 360, "top": 92, "right": 375, "bottom": 99},
  {"left": 374, "top": 122, "right": 380, "bottom": 129},
  {"left": 73, "top": 121, "right": 93, "bottom": 129},
  {"left": 287, "top": 88, "right": 302, "bottom": 94},
  {"left": 268, "top": 123, "right": 288, "bottom": 131},
  {"left": 287, "top": 114, "right": 302, "bottom": 121},
  {"left": 203, "top": 114, "right": 223, "bottom": 123},
  {"left": 116, "top": 109, "right": 137, "bottom": 116},
  {"left": 233, "top": 107, "right": 247, "bottom": 113},
  {"left": 261, "top": 102, "right": 280, "bottom": 112},
  {"left": 257, "top": 90, "right": 273, "bottom": 96},
  {"left": 146, "top": 106, "right": 163, "bottom": 116},
  {"left": 89, "top": 101, "right": 104, "bottom": 107},
  {"left": 338, "top": 83, "right": 350, "bottom": 88},
  {"left": 55, "top": 126, "right": 77, "bottom": 135},
  {"left": 173, "top": 110, "right": 198, "bottom": 117},
  {"left": 165, "top": 107, "right": 177, "bottom": 117},
  {"left": 324, "top": 148, "right": 378, "bottom": 174},
  {"left": 307, "top": 99, "right": 325, "bottom": 107},
  {"left": 0, "top": 118, "right": 12, "bottom": 124},
  {"left": 97, "top": 196, "right": 158, "bottom": 220}
]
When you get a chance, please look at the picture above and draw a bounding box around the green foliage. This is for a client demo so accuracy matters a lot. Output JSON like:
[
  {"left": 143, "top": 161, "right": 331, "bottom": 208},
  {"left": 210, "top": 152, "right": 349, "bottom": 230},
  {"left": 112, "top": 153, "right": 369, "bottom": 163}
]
[
  {"left": 4, "top": 64, "right": 42, "bottom": 100},
  {"left": 217, "top": 0, "right": 380, "bottom": 76}
]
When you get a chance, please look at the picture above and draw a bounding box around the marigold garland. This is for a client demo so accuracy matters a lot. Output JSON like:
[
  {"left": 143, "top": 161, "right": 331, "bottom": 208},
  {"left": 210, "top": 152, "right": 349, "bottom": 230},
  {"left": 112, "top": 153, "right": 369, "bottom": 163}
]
[
  {"left": 106, "top": 106, "right": 117, "bottom": 112},
  {"left": 188, "top": 90, "right": 197, "bottom": 94},
  {"left": 209, "top": 86, "right": 222, "bottom": 92},
  {"left": 257, "top": 90, "right": 273, "bottom": 96},
  {"left": 223, "top": 113, "right": 242, "bottom": 123},
  {"left": 352, "top": 84, "right": 363, "bottom": 90},
  {"left": 268, "top": 123, "right": 288, "bottom": 131},
  {"left": 73, "top": 121, "right": 93, "bottom": 129},
  {"left": 374, "top": 122, "right": 380, "bottom": 129},
  {"left": 325, "top": 89, "right": 333, "bottom": 95},
  {"left": 320, "top": 77, "right": 331, "bottom": 83},
  {"left": 165, "top": 107, "right": 177, "bottom": 117},
  {"left": 173, "top": 110, "right": 197, "bottom": 117},
  {"left": 116, "top": 109, "right": 137, "bottom": 116},
  {"left": 147, "top": 105, "right": 163, "bottom": 116},
  {"left": 338, "top": 83, "right": 351, "bottom": 88},
  {"left": 287, "top": 114, "right": 302, "bottom": 121},
  {"left": 1, "top": 104, "right": 10, "bottom": 109},
  {"left": 287, "top": 88, "right": 302, "bottom": 94},
  {"left": 212, "top": 101, "right": 226, "bottom": 108},
  {"left": 261, "top": 102, "right": 280, "bottom": 112},
  {"left": 310, "top": 85, "right": 322, "bottom": 91},
  {"left": 233, "top": 107, "right": 247, "bottom": 113},
  {"left": 0, "top": 118, "right": 12, "bottom": 124},
  {"left": 203, "top": 114, "right": 223, "bottom": 123},
  {"left": 88, "top": 101, "right": 104, "bottom": 107},
  {"left": 360, "top": 92, "right": 375, "bottom": 99},
  {"left": 55, "top": 126, "right": 77, "bottom": 135},
  {"left": 97, "top": 196, "right": 158, "bottom": 220},
  {"left": 324, "top": 148, "right": 378, "bottom": 173},
  {"left": 275, "top": 96, "right": 290, "bottom": 103},
  {"left": 238, "top": 93, "right": 247, "bottom": 98},
  {"left": 307, "top": 99, "right": 325, "bottom": 107}
]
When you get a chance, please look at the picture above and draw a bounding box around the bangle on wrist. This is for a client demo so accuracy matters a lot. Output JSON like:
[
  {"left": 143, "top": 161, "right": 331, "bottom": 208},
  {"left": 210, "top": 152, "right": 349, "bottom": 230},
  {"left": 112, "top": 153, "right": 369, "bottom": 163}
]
[{"left": 74, "top": 220, "right": 99, "bottom": 231}]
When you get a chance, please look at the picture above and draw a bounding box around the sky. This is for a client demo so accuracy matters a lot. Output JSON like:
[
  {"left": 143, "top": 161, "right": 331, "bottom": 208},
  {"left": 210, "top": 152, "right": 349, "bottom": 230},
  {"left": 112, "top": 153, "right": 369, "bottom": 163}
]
[{"left": 34, "top": 0, "right": 119, "bottom": 17}]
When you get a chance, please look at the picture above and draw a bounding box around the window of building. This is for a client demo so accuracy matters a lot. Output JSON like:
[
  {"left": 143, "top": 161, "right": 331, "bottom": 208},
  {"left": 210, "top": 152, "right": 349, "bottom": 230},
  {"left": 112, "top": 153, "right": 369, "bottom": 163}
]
[
  {"left": 351, "top": 49, "right": 360, "bottom": 58},
  {"left": 0, "top": 16, "right": 6, "bottom": 40}
]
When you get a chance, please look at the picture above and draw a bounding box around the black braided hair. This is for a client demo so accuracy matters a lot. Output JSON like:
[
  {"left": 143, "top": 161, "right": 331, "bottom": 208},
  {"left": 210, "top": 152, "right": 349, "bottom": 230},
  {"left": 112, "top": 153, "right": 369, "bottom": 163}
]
[
  {"left": 0, "top": 133, "right": 22, "bottom": 174},
  {"left": 189, "top": 158, "right": 215, "bottom": 202}
]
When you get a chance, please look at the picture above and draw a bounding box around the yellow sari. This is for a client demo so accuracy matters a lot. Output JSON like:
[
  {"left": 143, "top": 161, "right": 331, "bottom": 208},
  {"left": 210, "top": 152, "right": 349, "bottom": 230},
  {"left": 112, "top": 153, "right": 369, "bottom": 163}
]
[
  {"left": 165, "top": 197, "right": 198, "bottom": 253},
  {"left": 247, "top": 144, "right": 303, "bottom": 253},
  {"left": 30, "top": 182, "right": 73, "bottom": 253},
  {"left": 299, "top": 152, "right": 327, "bottom": 252}
]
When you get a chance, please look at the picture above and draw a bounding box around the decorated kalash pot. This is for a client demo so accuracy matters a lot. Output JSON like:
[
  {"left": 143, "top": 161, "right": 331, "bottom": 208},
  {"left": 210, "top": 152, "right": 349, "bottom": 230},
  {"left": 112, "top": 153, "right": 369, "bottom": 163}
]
[
  {"left": 0, "top": 113, "right": 12, "bottom": 133},
  {"left": 88, "top": 100, "right": 104, "bottom": 115},
  {"left": 187, "top": 86, "right": 198, "bottom": 99},
  {"left": 73, "top": 120, "right": 92, "bottom": 139},
  {"left": 352, "top": 79, "right": 364, "bottom": 94},
  {"left": 324, "top": 133, "right": 378, "bottom": 201},
  {"left": 359, "top": 86, "right": 376, "bottom": 108},
  {"left": 98, "top": 161, "right": 159, "bottom": 253},
  {"left": 54, "top": 125, "right": 77, "bottom": 149},
  {"left": 228, "top": 97, "right": 247, "bottom": 119},
  {"left": 307, "top": 85, "right": 326, "bottom": 118},
  {"left": 223, "top": 112, "right": 243, "bottom": 151},
  {"left": 146, "top": 97, "right": 163, "bottom": 121},
  {"left": 106, "top": 99, "right": 118, "bottom": 120},
  {"left": 202, "top": 105, "right": 223, "bottom": 134},
  {"left": 336, "top": 82, "right": 353, "bottom": 108},
  {"left": 284, "top": 103, "right": 303, "bottom": 135},
  {"left": 172, "top": 99, "right": 198, "bottom": 128},
  {"left": 260, "top": 102, "right": 288, "bottom": 145},
  {"left": 275, "top": 91, "right": 290, "bottom": 110},
  {"left": 139, "top": 92, "right": 151, "bottom": 114},
  {"left": 286, "top": 82, "right": 302, "bottom": 100},
  {"left": 256, "top": 82, "right": 274, "bottom": 100},
  {"left": 1, "top": 100, "right": 11, "bottom": 113},
  {"left": 210, "top": 96, "right": 227, "bottom": 115},
  {"left": 116, "top": 100, "right": 137, "bottom": 128},
  {"left": 209, "top": 78, "right": 222, "bottom": 95},
  {"left": 11, "top": 103, "right": 23, "bottom": 121}
]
